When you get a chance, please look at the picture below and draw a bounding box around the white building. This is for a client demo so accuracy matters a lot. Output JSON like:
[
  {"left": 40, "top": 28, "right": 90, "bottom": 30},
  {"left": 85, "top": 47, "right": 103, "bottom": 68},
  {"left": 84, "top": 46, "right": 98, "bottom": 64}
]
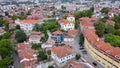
[
  {"left": 0, "top": 29, "right": 6, "bottom": 35},
  {"left": 51, "top": 46, "right": 76, "bottom": 64},
  {"left": 15, "top": 19, "right": 43, "bottom": 35},
  {"left": 41, "top": 40, "right": 55, "bottom": 49},
  {"left": 29, "top": 32, "right": 44, "bottom": 44},
  {"left": 58, "top": 16, "right": 75, "bottom": 31},
  {"left": 64, "top": 33, "right": 74, "bottom": 43}
]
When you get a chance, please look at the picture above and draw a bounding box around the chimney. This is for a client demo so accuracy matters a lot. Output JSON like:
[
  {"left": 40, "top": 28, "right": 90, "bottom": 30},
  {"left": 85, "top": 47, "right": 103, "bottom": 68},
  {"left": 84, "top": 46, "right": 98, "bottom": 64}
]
[{"left": 97, "top": 38, "right": 99, "bottom": 42}]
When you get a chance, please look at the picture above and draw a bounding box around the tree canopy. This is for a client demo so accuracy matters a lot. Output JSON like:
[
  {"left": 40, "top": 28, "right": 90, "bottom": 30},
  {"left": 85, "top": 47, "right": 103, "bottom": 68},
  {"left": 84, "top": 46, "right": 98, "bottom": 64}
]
[
  {"left": 104, "top": 34, "right": 120, "bottom": 47},
  {"left": 37, "top": 51, "right": 47, "bottom": 61},
  {"left": 74, "top": 9, "right": 93, "bottom": 19},
  {"left": 105, "top": 25, "right": 115, "bottom": 34},
  {"left": 94, "top": 22, "right": 105, "bottom": 37},
  {"left": 15, "top": 30, "right": 27, "bottom": 43},
  {"left": 75, "top": 54, "right": 81, "bottom": 60},
  {"left": 101, "top": 7, "right": 109, "bottom": 14},
  {"left": 48, "top": 65, "right": 54, "bottom": 68},
  {"left": 0, "top": 39, "right": 14, "bottom": 67}
]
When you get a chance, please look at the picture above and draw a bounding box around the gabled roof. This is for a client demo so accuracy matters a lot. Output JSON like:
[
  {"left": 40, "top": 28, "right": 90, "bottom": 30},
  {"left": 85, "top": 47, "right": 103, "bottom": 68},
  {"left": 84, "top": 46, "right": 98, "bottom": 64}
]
[
  {"left": 105, "top": 20, "right": 115, "bottom": 25},
  {"left": 52, "top": 46, "right": 75, "bottom": 58},
  {"left": 52, "top": 30, "right": 63, "bottom": 35},
  {"left": 20, "top": 20, "right": 40, "bottom": 24}
]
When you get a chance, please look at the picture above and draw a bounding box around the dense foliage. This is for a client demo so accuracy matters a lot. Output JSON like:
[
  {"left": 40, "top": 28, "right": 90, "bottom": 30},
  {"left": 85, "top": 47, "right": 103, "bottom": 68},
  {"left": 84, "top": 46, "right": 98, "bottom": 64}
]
[
  {"left": 37, "top": 51, "right": 47, "bottom": 61},
  {"left": 75, "top": 54, "right": 81, "bottom": 60},
  {"left": 15, "top": 30, "right": 27, "bottom": 43},
  {"left": 94, "top": 22, "right": 105, "bottom": 37},
  {"left": 101, "top": 7, "right": 109, "bottom": 14},
  {"left": 104, "top": 34, "right": 120, "bottom": 47},
  {"left": 74, "top": 9, "right": 93, "bottom": 19},
  {"left": 0, "top": 39, "right": 14, "bottom": 67}
]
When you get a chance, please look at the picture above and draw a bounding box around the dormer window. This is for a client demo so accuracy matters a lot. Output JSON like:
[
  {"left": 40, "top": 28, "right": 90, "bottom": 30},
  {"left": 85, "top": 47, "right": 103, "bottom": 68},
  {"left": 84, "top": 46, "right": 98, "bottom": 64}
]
[
  {"left": 115, "top": 55, "right": 120, "bottom": 59},
  {"left": 105, "top": 50, "right": 110, "bottom": 54}
]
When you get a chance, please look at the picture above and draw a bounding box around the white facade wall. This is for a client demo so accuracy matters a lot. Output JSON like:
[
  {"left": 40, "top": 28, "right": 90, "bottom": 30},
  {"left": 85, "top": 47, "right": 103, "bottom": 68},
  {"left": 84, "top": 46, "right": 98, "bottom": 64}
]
[
  {"left": 67, "top": 17, "right": 75, "bottom": 22},
  {"left": 29, "top": 38, "right": 40, "bottom": 44},
  {"left": 51, "top": 52, "right": 76, "bottom": 63},
  {"left": 64, "top": 38, "right": 74, "bottom": 42},
  {"left": 61, "top": 23, "right": 74, "bottom": 31}
]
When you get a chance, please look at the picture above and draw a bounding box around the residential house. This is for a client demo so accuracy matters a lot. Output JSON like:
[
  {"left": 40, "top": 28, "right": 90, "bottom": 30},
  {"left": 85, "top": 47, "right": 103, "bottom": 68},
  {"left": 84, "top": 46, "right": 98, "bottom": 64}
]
[
  {"left": 0, "top": 29, "right": 5, "bottom": 35},
  {"left": 15, "top": 19, "right": 43, "bottom": 35},
  {"left": 29, "top": 32, "right": 44, "bottom": 44},
  {"left": 79, "top": 17, "right": 96, "bottom": 31},
  {"left": 16, "top": 42, "right": 37, "bottom": 68},
  {"left": 68, "top": 29, "right": 78, "bottom": 37},
  {"left": 65, "top": 59, "right": 85, "bottom": 68},
  {"left": 64, "top": 33, "right": 74, "bottom": 43},
  {"left": 51, "top": 46, "right": 76, "bottom": 64},
  {"left": 41, "top": 40, "right": 55, "bottom": 49},
  {"left": 58, "top": 19, "right": 74, "bottom": 31},
  {"left": 108, "top": 8, "right": 119, "bottom": 18},
  {"left": 105, "top": 20, "right": 115, "bottom": 26},
  {"left": 51, "top": 30, "right": 64, "bottom": 43}
]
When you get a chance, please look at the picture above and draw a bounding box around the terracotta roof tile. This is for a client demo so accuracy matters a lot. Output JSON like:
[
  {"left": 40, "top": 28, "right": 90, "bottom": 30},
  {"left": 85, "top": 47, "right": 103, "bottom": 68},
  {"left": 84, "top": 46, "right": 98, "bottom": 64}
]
[
  {"left": 52, "top": 30, "right": 63, "bottom": 35},
  {"left": 20, "top": 20, "right": 40, "bottom": 24},
  {"left": 52, "top": 46, "right": 75, "bottom": 58},
  {"left": 83, "top": 28, "right": 120, "bottom": 62},
  {"left": 68, "top": 29, "right": 78, "bottom": 35}
]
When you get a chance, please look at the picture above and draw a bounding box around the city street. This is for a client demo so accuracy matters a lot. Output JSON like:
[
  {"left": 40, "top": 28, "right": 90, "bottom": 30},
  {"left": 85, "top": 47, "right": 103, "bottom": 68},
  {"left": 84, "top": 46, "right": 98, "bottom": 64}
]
[{"left": 65, "top": 33, "right": 104, "bottom": 68}]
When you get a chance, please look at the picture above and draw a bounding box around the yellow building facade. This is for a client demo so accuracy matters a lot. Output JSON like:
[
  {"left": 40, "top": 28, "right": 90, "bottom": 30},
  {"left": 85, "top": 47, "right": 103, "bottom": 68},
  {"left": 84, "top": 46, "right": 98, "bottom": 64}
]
[{"left": 84, "top": 38, "right": 120, "bottom": 68}]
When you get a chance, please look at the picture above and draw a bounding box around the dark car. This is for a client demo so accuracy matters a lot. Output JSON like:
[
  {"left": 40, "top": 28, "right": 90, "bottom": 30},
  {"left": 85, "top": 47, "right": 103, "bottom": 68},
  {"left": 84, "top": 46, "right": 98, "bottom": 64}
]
[{"left": 92, "top": 62, "right": 97, "bottom": 66}]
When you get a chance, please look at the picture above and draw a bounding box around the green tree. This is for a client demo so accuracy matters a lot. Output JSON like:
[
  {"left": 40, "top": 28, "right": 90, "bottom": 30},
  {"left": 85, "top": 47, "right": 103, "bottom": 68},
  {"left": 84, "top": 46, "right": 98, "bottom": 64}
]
[
  {"left": 15, "top": 25, "right": 20, "bottom": 30},
  {"left": 84, "top": 9, "right": 93, "bottom": 18},
  {"left": 0, "top": 56, "right": 13, "bottom": 68},
  {"left": 75, "top": 20, "right": 79, "bottom": 29},
  {"left": 61, "top": 5, "right": 66, "bottom": 10},
  {"left": 37, "top": 51, "right": 47, "bottom": 61},
  {"left": 0, "top": 39, "right": 14, "bottom": 58},
  {"left": 94, "top": 22, "right": 105, "bottom": 37},
  {"left": 101, "top": 8, "right": 109, "bottom": 14},
  {"left": 114, "top": 23, "right": 120, "bottom": 29},
  {"left": 32, "top": 24, "right": 40, "bottom": 32},
  {"left": 48, "top": 65, "right": 54, "bottom": 68},
  {"left": 11, "top": 15, "right": 19, "bottom": 20},
  {"left": 105, "top": 25, "right": 115, "bottom": 34},
  {"left": 75, "top": 54, "right": 81, "bottom": 60},
  {"left": 112, "top": 15, "right": 120, "bottom": 24},
  {"left": 19, "top": 12, "right": 27, "bottom": 20},
  {"left": 115, "top": 30, "right": 120, "bottom": 36},
  {"left": 104, "top": 34, "right": 120, "bottom": 47},
  {"left": 74, "top": 11, "right": 84, "bottom": 19},
  {"left": 15, "top": 30, "right": 27, "bottom": 43},
  {"left": 31, "top": 43, "right": 41, "bottom": 50},
  {"left": 79, "top": 33, "right": 84, "bottom": 45},
  {"left": 47, "top": 50, "right": 51, "bottom": 55},
  {"left": 0, "top": 18, "right": 4, "bottom": 26},
  {"left": 2, "top": 32, "right": 10, "bottom": 39}
]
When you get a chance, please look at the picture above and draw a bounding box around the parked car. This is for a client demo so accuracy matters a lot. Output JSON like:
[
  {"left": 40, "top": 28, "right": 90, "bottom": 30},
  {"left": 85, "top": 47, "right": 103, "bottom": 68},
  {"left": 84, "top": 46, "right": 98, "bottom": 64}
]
[
  {"left": 92, "top": 62, "right": 97, "bottom": 66},
  {"left": 82, "top": 50, "right": 87, "bottom": 55}
]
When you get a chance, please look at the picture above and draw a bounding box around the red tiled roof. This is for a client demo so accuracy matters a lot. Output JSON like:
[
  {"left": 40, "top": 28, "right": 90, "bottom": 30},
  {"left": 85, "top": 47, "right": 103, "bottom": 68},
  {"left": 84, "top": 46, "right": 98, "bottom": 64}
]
[
  {"left": 68, "top": 29, "right": 78, "bottom": 35},
  {"left": 83, "top": 28, "right": 120, "bottom": 62},
  {"left": 105, "top": 20, "right": 115, "bottom": 25},
  {"left": 66, "top": 59, "right": 85, "bottom": 68},
  {"left": 52, "top": 46, "right": 75, "bottom": 58},
  {"left": 58, "top": 19, "right": 70, "bottom": 24},
  {"left": 20, "top": 20, "right": 40, "bottom": 24},
  {"left": 16, "top": 42, "right": 37, "bottom": 67},
  {"left": 79, "top": 17, "right": 95, "bottom": 27},
  {"left": 0, "top": 29, "right": 5, "bottom": 34},
  {"left": 52, "top": 30, "right": 63, "bottom": 34}
]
